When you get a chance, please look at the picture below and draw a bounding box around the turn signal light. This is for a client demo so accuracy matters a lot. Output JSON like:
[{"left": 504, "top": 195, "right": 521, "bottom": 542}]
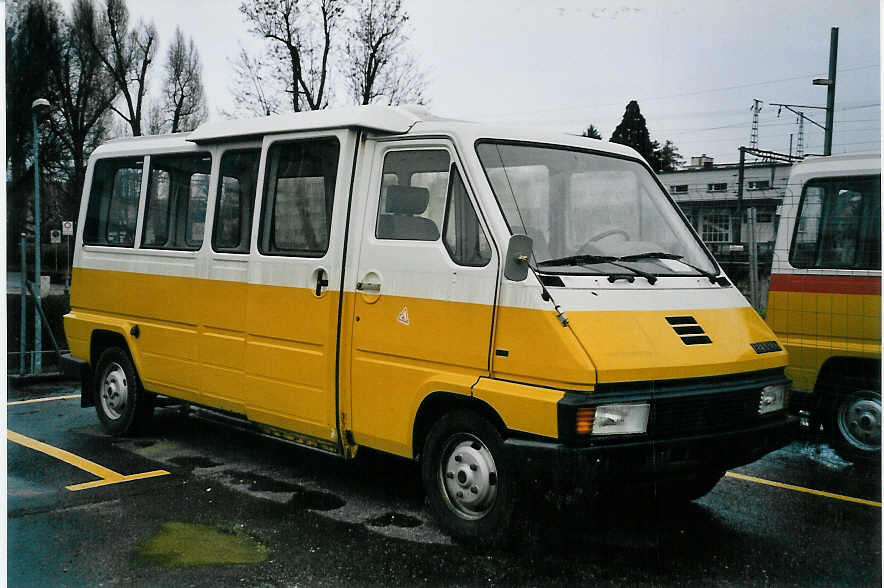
[{"left": 576, "top": 407, "right": 595, "bottom": 435}]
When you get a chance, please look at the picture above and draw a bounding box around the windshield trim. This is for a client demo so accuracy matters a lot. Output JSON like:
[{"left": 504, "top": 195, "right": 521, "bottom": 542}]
[{"left": 473, "top": 138, "right": 721, "bottom": 277}]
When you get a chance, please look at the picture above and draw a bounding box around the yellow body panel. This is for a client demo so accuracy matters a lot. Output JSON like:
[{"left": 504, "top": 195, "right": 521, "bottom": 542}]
[
  {"left": 492, "top": 306, "right": 596, "bottom": 391},
  {"left": 567, "top": 306, "right": 788, "bottom": 383},
  {"left": 766, "top": 289, "right": 881, "bottom": 392},
  {"left": 68, "top": 268, "right": 339, "bottom": 441},
  {"left": 472, "top": 378, "right": 563, "bottom": 438},
  {"left": 347, "top": 291, "right": 494, "bottom": 457}
]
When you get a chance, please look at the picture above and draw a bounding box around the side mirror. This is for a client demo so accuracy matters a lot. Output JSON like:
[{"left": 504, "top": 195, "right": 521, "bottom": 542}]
[{"left": 504, "top": 234, "right": 533, "bottom": 282}]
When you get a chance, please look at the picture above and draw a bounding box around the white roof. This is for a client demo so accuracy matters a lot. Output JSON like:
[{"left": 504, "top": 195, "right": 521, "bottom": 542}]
[
  {"left": 187, "top": 104, "right": 431, "bottom": 143},
  {"left": 89, "top": 105, "right": 647, "bottom": 165},
  {"left": 789, "top": 151, "right": 881, "bottom": 181}
]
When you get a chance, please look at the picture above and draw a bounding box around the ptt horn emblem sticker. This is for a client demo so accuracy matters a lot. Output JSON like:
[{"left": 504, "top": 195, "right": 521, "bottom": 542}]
[{"left": 397, "top": 307, "right": 410, "bottom": 325}]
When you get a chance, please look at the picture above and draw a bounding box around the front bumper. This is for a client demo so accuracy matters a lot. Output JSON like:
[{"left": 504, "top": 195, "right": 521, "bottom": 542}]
[{"left": 505, "top": 413, "right": 799, "bottom": 490}]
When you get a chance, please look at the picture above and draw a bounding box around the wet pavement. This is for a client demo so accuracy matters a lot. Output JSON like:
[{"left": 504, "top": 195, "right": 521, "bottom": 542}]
[{"left": 7, "top": 380, "right": 882, "bottom": 586}]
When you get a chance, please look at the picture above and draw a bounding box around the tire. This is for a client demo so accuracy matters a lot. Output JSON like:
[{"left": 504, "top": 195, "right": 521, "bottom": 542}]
[
  {"left": 93, "top": 346, "right": 154, "bottom": 436},
  {"left": 828, "top": 389, "right": 881, "bottom": 464},
  {"left": 421, "top": 411, "right": 516, "bottom": 546},
  {"left": 657, "top": 469, "right": 725, "bottom": 503}
]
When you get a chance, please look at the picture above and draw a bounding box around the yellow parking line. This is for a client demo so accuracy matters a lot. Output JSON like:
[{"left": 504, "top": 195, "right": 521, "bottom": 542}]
[
  {"left": 726, "top": 471, "right": 881, "bottom": 507},
  {"left": 8, "top": 394, "right": 81, "bottom": 406},
  {"left": 7, "top": 430, "right": 170, "bottom": 492}
]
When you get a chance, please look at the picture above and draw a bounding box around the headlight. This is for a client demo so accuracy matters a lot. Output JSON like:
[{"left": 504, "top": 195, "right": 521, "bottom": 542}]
[
  {"left": 592, "top": 403, "right": 650, "bottom": 435},
  {"left": 758, "top": 384, "right": 787, "bottom": 415}
]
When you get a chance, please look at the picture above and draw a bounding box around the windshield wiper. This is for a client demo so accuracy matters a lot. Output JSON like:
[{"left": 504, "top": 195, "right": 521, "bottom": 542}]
[
  {"left": 607, "top": 260, "right": 657, "bottom": 285},
  {"left": 537, "top": 254, "right": 617, "bottom": 267},
  {"left": 615, "top": 251, "right": 729, "bottom": 286},
  {"left": 537, "top": 254, "right": 657, "bottom": 285}
]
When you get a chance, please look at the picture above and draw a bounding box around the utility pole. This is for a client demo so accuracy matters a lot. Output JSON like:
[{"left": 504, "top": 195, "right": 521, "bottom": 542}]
[
  {"left": 823, "top": 27, "right": 838, "bottom": 155},
  {"left": 31, "top": 99, "right": 49, "bottom": 373}
]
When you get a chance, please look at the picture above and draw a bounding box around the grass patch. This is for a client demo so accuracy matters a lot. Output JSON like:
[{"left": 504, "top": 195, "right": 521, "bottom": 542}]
[{"left": 136, "top": 521, "right": 268, "bottom": 567}]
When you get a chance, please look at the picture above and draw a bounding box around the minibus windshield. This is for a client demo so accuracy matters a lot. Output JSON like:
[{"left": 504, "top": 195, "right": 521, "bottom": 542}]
[{"left": 476, "top": 142, "right": 718, "bottom": 277}]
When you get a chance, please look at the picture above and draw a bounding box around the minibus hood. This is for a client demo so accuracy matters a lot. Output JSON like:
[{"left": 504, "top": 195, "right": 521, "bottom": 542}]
[{"left": 558, "top": 288, "right": 787, "bottom": 384}]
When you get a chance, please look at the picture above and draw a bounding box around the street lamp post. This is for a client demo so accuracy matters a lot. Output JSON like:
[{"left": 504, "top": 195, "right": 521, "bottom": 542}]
[{"left": 31, "top": 97, "right": 50, "bottom": 373}]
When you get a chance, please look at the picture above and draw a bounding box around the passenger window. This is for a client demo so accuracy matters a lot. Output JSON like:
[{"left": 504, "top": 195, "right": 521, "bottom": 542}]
[
  {"left": 376, "top": 150, "right": 449, "bottom": 241},
  {"left": 443, "top": 165, "right": 491, "bottom": 266},
  {"left": 790, "top": 176, "right": 881, "bottom": 269},
  {"left": 142, "top": 153, "right": 212, "bottom": 250},
  {"left": 259, "top": 137, "right": 340, "bottom": 256},
  {"left": 83, "top": 157, "right": 143, "bottom": 246},
  {"left": 213, "top": 149, "right": 260, "bottom": 253}
]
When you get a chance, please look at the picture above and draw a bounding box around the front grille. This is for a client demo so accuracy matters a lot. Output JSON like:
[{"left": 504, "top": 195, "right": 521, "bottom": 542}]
[{"left": 653, "top": 387, "right": 762, "bottom": 438}]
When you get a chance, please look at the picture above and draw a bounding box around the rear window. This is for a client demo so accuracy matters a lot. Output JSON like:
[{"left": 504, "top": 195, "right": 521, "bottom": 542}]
[{"left": 83, "top": 157, "right": 144, "bottom": 246}]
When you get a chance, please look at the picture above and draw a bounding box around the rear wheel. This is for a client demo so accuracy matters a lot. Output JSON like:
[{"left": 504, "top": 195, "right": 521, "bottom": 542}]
[
  {"left": 93, "top": 346, "right": 154, "bottom": 436},
  {"left": 421, "top": 411, "right": 516, "bottom": 546},
  {"left": 828, "top": 389, "right": 881, "bottom": 464}
]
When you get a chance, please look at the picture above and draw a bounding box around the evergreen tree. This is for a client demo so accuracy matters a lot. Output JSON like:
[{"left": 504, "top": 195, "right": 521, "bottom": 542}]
[
  {"left": 581, "top": 124, "right": 602, "bottom": 140},
  {"left": 609, "top": 100, "right": 655, "bottom": 165},
  {"left": 651, "top": 139, "right": 684, "bottom": 173}
]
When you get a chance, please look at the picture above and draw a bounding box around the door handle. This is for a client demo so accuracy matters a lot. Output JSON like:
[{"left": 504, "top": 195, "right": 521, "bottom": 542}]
[
  {"left": 355, "top": 281, "right": 381, "bottom": 292},
  {"left": 315, "top": 269, "right": 329, "bottom": 296}
]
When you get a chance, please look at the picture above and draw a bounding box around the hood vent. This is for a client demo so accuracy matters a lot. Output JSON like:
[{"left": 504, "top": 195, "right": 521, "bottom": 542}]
[
  {"left": 666, "top": 316, "right": 712, "bottom": 345},
  {"left": 751, "top": 340, "right": 782, "bottom": 354}
]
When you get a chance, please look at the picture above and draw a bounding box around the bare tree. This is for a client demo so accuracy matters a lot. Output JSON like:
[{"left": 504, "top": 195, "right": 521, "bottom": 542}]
[
  {"left": 6, "top": 0, "right": 64, "bottom": 183},
  {"left": 145, "top": 101, "right": 166, "bottom": 135},
  {"left": 161, "top": 27, "right": 207, "bottom": 133},
  {"left": 49, "top": 0, "right": 117, "bottom": 199},
  {"left": 345, "top": 0, "right": 425, "bottom": 106},
  {"left": 225, "top": 45, "right": 283, "bottom": 118},
  {"left": 239, "top": 0, "right": 343, "bottom": 112},
  {"left": 91, "top": 0, "right": 157, "bottom": 136}
]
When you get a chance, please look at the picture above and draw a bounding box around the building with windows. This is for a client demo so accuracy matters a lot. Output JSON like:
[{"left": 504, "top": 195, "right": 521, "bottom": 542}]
[{"left": 659, "top": 154, "right": 793, "bottom": 257}]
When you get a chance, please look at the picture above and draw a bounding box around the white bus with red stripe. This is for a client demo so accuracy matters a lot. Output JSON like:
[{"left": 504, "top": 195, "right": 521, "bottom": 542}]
[{"left": 766, "top": 152, "right": 881, "bottom": 462}]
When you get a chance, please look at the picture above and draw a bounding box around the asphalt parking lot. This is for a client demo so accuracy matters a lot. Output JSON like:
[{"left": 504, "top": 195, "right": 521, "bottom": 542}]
[{"left": 7, "top": 379, "right": 882, "bottom": 587}]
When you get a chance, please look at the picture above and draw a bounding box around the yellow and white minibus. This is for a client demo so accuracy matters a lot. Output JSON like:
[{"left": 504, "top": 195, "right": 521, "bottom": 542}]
[
  {"left": 766, "top": 153, "right": 880, "bottom": 463},
  {"left": 63, "top": 105, "right": 797, "bottom": 543}
]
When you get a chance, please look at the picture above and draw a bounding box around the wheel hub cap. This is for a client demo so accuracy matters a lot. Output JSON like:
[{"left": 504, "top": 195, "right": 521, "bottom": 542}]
[
  {"left": 838, "top": 396, "right": 881, "bottom": 452},
  {"left": 440, "top": 435, "right": 498, "bottom": 520},
  {"left": 101, "top": 363, "right": 128, "bottom": 420}
]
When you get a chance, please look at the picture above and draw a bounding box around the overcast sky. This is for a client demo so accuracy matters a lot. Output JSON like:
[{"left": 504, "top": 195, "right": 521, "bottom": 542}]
[{"left": 60, "top": 0, "right": 880, "bottom": 163}]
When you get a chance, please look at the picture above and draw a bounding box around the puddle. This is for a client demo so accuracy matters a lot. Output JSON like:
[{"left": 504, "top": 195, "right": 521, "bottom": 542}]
[
  {"left": 792, "top": 442, "right": 852, "bottom": 471},
  {"left": 169, "top": 456, "right": 221, "bottom": 469},
  {"left": 288, "top": 487, "right": 345, "bottom": 511},
  {"left": 222, "top": 470, "right": 345, "bottom": 511},
  {"left": 364, "top": 512, "right": 422, "bottom": 528},
  {"left": 136, "top": 521, "right": 268, "bottom": 567},
  {"left": 223, "top": 470, "right": 302, "bottom": 493}
]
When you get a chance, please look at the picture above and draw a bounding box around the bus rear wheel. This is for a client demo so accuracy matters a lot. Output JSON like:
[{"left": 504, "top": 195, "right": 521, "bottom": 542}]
[
  {"left": 421, "top": 410, "right": 516, "bottom": 546},
  {"left": 829, "top": 390, "right": 881, "bottom": 464},
  {"left": 93, "top": 346, "right": 154, "bottom": 436}
]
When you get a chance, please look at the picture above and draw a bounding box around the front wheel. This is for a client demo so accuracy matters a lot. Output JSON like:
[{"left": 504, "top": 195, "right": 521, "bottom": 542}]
[
  {"left": 421, "top": 411, "right": 516, "bottom": 546},
  {"left": 829, "top": 390, "right": 881, "bottom": 464}
]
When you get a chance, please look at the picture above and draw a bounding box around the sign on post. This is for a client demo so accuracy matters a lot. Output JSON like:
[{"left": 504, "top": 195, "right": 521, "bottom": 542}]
[
  {"left": 50, "top": 229, "right": 61, "bottom": 244},
  {"left": 62, "top": 221, "right": 73, "bottom": 236}
]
